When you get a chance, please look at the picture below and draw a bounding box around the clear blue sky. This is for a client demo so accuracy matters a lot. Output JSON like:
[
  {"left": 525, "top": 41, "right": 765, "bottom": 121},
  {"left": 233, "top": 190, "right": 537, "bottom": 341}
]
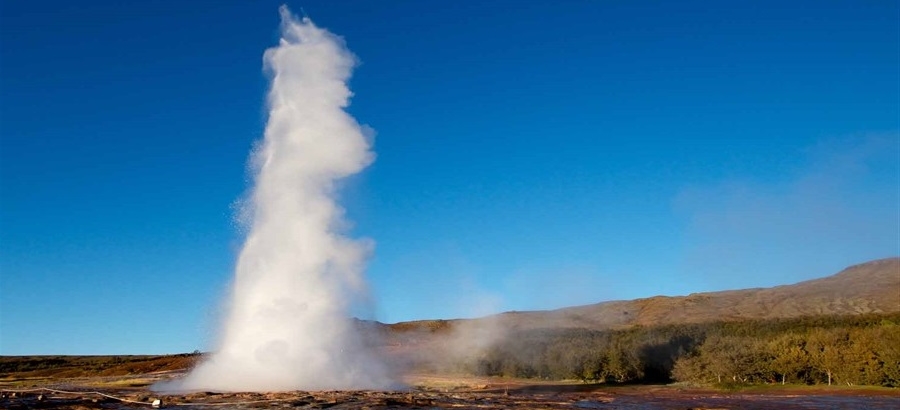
[{"left": 1, "top": 1, "right": 898, "bottom": 355}]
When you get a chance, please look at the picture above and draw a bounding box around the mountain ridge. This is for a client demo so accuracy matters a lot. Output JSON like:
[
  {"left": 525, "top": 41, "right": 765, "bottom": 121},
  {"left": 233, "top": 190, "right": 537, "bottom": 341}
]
[{"left": 385, "top": 257, "right": 900, "bottom": 334}]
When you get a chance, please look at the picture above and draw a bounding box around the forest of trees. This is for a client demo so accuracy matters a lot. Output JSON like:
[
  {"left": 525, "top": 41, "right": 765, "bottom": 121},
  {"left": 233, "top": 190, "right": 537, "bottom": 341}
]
[{"left": 459, "top": 313, "right": 900, "bottom": 387}]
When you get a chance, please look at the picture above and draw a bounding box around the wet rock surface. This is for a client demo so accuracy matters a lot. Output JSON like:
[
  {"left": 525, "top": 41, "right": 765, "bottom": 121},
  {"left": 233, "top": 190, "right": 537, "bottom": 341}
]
[
  {"left": 3, "top": 384, "right": 899, "bottom": 409},
  {"left": 3, "top": 369, "right": 898, "bottom": 409}
]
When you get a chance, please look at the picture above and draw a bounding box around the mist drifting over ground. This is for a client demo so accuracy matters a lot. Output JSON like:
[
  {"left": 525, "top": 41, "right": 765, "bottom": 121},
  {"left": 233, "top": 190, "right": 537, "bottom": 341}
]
[{"left": 158, "top": 7, "right": 391, "bottom": 392}]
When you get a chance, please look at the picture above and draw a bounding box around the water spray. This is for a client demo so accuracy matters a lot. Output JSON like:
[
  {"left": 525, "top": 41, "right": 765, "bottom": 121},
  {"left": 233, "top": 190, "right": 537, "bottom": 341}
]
[{"left": 156, "top": 6, "right": 390, "bottom": 392}]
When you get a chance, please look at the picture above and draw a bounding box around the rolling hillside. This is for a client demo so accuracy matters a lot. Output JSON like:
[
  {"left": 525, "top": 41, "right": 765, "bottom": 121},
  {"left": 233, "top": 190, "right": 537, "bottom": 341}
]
[{"left": 387, "top": 257, "right": 900, "bottom": 335}]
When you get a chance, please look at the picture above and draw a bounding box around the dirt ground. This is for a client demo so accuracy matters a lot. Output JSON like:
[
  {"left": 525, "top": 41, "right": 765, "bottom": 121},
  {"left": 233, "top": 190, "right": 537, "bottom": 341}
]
[{"left": 2, "top": 356, "right": 898, "bottom": 409}]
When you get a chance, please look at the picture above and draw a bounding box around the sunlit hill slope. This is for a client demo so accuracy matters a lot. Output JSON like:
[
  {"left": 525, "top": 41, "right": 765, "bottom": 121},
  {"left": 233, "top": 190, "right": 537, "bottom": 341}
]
[{"left": 386, "top": 257, "right": 900, "bottom": 333}]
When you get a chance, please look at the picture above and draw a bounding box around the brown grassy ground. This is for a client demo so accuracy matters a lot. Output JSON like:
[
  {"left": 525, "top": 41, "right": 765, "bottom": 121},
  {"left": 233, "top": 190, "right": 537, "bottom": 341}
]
[
  {"left": 0, "top": 354, "right": 199, "bottom": 378},
  {"left": 1, "top": 355, "right": 898, "bottom": 409}
]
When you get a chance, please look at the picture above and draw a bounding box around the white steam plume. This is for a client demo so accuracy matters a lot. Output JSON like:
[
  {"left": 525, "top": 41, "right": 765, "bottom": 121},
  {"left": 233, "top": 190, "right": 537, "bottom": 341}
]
[{"left": 161, "top": 6, "right": 390, "bottom": 391}]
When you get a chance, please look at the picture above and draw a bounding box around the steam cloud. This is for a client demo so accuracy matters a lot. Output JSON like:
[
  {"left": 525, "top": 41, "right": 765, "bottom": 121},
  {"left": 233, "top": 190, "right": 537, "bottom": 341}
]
[{"left": 160, "top": 7, "right": 391, "bottom": 391}]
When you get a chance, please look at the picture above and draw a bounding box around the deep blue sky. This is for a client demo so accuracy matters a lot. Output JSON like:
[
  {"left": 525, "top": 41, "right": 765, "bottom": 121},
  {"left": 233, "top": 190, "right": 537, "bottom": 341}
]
[{"left": 1, "top": 1, "right": 898, "bottom": 354}]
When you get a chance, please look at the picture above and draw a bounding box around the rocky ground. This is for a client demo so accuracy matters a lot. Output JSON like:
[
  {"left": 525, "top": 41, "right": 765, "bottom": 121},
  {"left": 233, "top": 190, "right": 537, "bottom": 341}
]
[{"left": 3, "top": 373, "right": 900, "bottom": 409}]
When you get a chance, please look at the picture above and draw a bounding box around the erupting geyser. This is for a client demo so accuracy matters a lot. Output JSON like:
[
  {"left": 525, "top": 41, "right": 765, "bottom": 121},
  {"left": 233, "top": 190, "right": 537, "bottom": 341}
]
[{"left": 160, "top": 6, "right": 391, "bottom": 391}]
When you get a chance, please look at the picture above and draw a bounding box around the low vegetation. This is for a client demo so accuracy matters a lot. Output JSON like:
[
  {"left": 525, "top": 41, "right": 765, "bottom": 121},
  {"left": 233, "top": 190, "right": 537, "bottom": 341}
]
[
  {"left": 4, "top": 314, "right": 898, "bottom": 390},
  {"left": 0, "top": 352, "right": 201, "bottom": 380},
  {"left": 460, "top": 312, "right": 900, "bottom": 387}
]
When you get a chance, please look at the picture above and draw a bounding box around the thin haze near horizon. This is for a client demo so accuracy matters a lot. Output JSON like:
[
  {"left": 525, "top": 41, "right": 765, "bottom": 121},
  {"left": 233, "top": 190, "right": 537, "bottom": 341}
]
[{"left": 1, "top": 1, "right": 898, "bottom": 355}]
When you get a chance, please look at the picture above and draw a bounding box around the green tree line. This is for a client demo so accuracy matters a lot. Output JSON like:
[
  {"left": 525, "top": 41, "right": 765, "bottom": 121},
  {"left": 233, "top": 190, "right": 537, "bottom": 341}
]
[{"left": 460, "top": 313, "right": 900, "bottom": 387}]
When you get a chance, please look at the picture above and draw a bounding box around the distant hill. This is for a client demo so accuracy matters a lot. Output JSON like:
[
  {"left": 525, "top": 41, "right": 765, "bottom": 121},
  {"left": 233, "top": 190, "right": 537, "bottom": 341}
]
[{"left": 385, "top": 257, "right": 900, "bottom": 335}]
